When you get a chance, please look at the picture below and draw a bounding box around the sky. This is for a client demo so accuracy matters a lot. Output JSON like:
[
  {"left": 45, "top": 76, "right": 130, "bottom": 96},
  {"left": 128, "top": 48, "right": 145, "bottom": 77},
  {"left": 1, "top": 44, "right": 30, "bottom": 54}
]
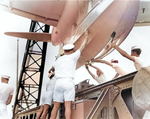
[{"left": 0, "top": 8, "right": 150, "bottom": 117}]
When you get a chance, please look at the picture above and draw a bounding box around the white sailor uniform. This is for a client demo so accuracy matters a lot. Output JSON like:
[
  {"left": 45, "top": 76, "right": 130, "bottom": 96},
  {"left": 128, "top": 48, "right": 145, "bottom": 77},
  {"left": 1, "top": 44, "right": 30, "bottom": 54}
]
[
  {"left": 0, "top": 83, "right": 14, "bottom": 119},
  {"left": 112, "top": 63, "right": 129, "bottom": 76},
  {"left": 53, "top": 49, "right": 80, "bottom": 103},
  {"left": 133, "top": 56, "right": 148, "bottom": 70},
  {"left": 41, "top": 77, "right": 56, "bottom": 106}
]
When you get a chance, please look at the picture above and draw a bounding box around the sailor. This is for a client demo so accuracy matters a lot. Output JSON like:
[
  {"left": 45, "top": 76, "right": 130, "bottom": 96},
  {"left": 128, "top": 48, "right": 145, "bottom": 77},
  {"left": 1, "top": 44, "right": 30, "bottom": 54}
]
[
  {"left": 85, "top": 63, "right": 107, "bottom": 84},
  {"left": 111, "top": 43, "right": 147, "bottom": 70},
  {"left": 50, "top": 30, "right": 88, "bottom": 119},
  {"left": 110, "top": 59, "right": 129, "bottom": 78},
  {"left": 0, "top": 75, "right": 14, "bottom": 119},
  {"left": 92, "top": 58, "right": 129, "bottom": 79},
  {"left": 36, "top": 67, "right": 56, "bottom": 119}
]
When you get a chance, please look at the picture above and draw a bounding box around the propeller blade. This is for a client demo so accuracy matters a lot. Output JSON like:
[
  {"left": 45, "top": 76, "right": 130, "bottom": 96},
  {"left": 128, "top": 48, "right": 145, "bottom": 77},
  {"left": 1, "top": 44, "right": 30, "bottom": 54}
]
[{"left": 5, "top": 32, "right": 51, "bottom": 42}]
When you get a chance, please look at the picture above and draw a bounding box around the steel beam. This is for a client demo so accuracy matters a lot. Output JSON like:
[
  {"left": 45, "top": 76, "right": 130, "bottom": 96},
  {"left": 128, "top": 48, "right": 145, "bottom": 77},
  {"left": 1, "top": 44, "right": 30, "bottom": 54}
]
[{"left": 13, "top": 20, "right": 50, "bottom": 118}]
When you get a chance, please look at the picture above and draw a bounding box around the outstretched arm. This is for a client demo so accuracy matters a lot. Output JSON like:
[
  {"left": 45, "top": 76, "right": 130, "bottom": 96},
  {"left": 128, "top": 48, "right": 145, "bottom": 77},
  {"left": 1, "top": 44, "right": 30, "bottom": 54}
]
[
  {"left": 89, "top": 63, "right": 104, "bottom": 75},
  {"left": 85, "top": 64, "right": 96, "bottom": 79},
  {"left": 79, "top": 29, "right": 89, "bottom": 52},
  {"left": 92, "top": 59, "right": 113, "bottom": 67},
  {"left": 111, "top": 43, "right": 135, "bottom": 62}
]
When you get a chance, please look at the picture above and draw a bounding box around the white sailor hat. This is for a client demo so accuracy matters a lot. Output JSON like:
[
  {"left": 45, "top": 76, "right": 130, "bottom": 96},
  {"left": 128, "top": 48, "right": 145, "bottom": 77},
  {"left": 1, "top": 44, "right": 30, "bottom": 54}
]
[
  {"left": 1, "top": 75, "right": 10, "bottom": 79},
  {"left": 131, "top": 46, "right": 141, "bottom": 50},
  {"left": 63, "top": 44, "right": 74, "bottom": 50}
]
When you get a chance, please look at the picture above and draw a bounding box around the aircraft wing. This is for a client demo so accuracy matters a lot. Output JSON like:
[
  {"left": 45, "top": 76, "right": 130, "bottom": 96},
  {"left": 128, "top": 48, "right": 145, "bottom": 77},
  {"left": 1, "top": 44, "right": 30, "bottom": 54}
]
[
  {"left": 0, "top": 0, "right": 149, "bottom": 27},
  {"left": 135, "top": 1, "right": 150, "bottom": 26},
  {"left": 0, "top": 0, "right": 91, "bottom": 27},
  {"left": 0, "top": 0, "right": 65, "bottom": 27}
]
